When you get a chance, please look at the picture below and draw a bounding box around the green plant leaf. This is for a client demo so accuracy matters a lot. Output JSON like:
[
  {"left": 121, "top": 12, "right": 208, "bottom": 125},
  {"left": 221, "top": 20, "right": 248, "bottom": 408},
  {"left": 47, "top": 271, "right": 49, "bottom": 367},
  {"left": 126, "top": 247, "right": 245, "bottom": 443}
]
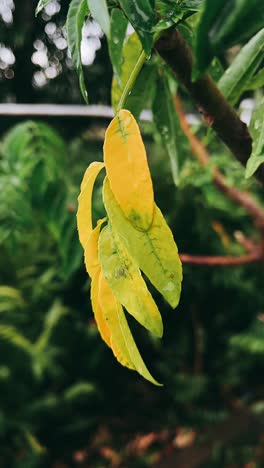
[
  {"left": 245, "top": 67, "right": 264, "bottom": 91},
  {"left": 153, "top": 73, "right": 181, "bottom": 185},
  {"left": 111, "top": 32, "right": 143, "bottom": 112},
  {"left": 125, "top": 64, "right": 158, "bottom": 120},
  {"left": 66, "top": 0, "right": 89, "bottom": 103},
  {"left": 98, "top": 224, "right": 163, "bottom": 338},
  {"left": 87, "top": 0, "right": 110, "bottom": 38},
  {"left": 118, "top": 0, "right": 156, "bottom": 54},
  {"left": 35, "top": 0, "right": 53, "bottom": 16},
  {"left": 103, "top": 179, "right": 182, "bottom": 309},
  {"left": 218, "top": 28, "right": 264, "bottom": 105},
  {"left": 109, "top": 8, "right": 128, "bottom": 78},
  {"left": 245, "top": 98, "right": 264, "bottom": 178},
  {"left": 98, "top": 272, "right": 162, "bottom": 385},
  {"left": 194, "top": 0, "right": 264, "bottom": 77}
]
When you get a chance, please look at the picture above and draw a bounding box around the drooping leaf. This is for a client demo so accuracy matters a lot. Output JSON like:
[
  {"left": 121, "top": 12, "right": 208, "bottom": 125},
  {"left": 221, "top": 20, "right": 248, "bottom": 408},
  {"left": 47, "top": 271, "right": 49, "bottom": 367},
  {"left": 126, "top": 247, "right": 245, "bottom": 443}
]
[
  {"left": 98, "top": 225, "right": 163, "bottom": 338},
  {"left": 66, "top": 0, "right": 89, "bottom": 103},
  {"left": 87, "top": 0, "right": 110, "bottom": 38},
  {"left": 103, "top": 178, "right": 182, "bottom": 308},
  {"left": 84, "top": 218, "right": 106, "bottom": 278},
  {"left": 111, "top": 32, "right": 143, "bottom": 113},
  {"left": 218, "top": 28, "right": 264, "bottom": 106},
  {"left": 91, "top": 269, "right": 112, "bottom": 348},
  {"left": 153, "top": 73, "right": 181, "bottom": 185},
  {"left": 77, "top": 161, "right": 104, "bottom": 248},
  {"left": 245, "top": 98, "right": 264, "bottom": 178},
  {"left": 118, "top": 0, "right": 156, "bottom": 54},
  {"left": 103, "top": 109, "right": 154, "bottom": 231},
  {"left": 35, "top": 0, "right": 53, "bottom": 16},
  {"left": 194, "top": 0, "right": 264, "bottom": 77},
  {"left": 98, "top": 272, "right": 162, "bottom": 385},
  {"left": 109, "top": 8, "right": 128, "bottom": 78}
]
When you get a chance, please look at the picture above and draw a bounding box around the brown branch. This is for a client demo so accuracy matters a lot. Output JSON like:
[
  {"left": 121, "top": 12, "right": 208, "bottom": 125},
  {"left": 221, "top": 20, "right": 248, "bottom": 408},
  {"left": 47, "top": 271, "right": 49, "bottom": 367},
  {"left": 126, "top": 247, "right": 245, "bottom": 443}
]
[
  {"left": 179, "top": 251, "right": 262, "bottom": 266},
  {"left": 155, "top": 29, "right": 264, "bottom": 185}
]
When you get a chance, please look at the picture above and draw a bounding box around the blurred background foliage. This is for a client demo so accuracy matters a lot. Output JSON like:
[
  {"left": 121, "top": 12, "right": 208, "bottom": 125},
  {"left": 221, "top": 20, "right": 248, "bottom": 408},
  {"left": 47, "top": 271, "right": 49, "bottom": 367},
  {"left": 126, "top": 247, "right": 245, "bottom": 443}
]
[{"left": 0, "top": 1, "right": 264, "bottom": 467}]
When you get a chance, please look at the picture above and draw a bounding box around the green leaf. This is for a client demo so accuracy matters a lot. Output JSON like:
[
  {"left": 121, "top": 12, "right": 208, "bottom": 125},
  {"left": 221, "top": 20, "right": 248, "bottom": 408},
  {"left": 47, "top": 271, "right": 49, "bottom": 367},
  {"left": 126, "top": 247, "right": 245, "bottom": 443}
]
[
  {"left": 67, "top": 0, "right": 89, "bottom": 103},
  {"left": 153, "top": 73, "right": 181, "bottom": 185},
  {"left": 118, "top": 0, "right": 156, "bottom": 54},
  {"left": 98, "top": 224, "right": 163, "bottom": 338},
  {"left": 35, "top": 0, "right": 53, "bottom": 16},
  {"left": 103, "top": 179, "right": 182, "bottom": 309},
  {"left": 194, "top": 0, "right": 264, "bottom": 77},
  {"left": 87, "top": 0, "right": 110, "bottom": 38},
  {"left": 109, "top": 8, "right": 128, "bottom": 78},
  {"left": 125, "top": 64, "right": 158, "bottom": 120},
  {"left": 245, "top": 67, "right": 264, "bottom": 91},
  {"left": 218, "top": 28, "right": 264, "bottom": 106},
  {"left": 245, "top": 98, "right": 264, "bottom": 178},
  {"left": 111, "top": 32, "right": 143, "bottom": 112}
]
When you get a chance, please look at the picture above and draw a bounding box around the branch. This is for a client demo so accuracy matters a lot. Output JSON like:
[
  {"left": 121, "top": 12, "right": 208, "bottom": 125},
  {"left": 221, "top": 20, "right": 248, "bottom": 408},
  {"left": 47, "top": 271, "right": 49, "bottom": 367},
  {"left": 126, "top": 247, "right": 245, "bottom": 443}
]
[
  {"left": 155, "top": 29, "right": 264, "bottom": 185},
  {"left": 179, "top": 251, "right": 262, "bottom": 266}
]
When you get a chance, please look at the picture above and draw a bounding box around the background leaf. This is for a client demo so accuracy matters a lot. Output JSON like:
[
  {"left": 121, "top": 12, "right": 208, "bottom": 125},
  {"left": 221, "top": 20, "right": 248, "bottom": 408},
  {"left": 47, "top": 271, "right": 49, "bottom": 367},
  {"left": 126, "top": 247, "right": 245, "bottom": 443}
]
[
  {"left": 35, "top": 0, "right": 53, "bottom": 16},
  {"left": 245, "top": 97, "right": 264, "bottom": 178},
  {"left": 109, "top": 8, "right": 128, "bottom": 78},
  {"left": 66, "top": 0, "right": 89, "bottom": 103}
]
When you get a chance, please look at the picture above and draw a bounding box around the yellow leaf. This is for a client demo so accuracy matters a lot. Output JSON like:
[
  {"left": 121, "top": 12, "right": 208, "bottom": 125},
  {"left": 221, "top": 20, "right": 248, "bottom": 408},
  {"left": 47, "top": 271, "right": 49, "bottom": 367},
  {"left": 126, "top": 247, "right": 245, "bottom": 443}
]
[
  {"left": 103, "top": 110, "right": 154, "bottom": 231},
  {"left": 77, "top": 161, "right": 104, "bottom": 248},
  {"left": 103, "top": 178, "right": 183, "bottom": 308},
  {"left": 98, "top": 272, "right": 162, "bottom": 385},
  {"left": 98, "top": 224, "right": 163, "bottom": 338},
  {"left": 91, "top": 269, "right": 112, "bottom": 348},
  {"left": 84, "top": 218, "right": 106, "bottom": 279}
]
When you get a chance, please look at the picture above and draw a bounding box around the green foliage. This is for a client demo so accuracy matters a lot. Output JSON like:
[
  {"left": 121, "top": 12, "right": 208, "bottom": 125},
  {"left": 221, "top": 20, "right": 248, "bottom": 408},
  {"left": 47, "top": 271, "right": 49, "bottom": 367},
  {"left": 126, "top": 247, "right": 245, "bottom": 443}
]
[
  {"left": 246, "top": 97, "right": 264, "bottom": 178},
  {"left": 109, "top": 8, "right": 128, "bottom": 77},
  {"left": 87, "top": 0, "right": 110, "bottom": 38},
  {"left": 35, "top": 0, "right": 53, "bottom": 16}
]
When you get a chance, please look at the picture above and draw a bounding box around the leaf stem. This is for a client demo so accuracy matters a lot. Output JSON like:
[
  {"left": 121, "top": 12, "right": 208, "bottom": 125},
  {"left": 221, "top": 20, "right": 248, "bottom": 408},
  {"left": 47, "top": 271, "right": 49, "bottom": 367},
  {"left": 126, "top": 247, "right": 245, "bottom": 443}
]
[{"left": 116, "top": 49, "right": 146, "bottom": 113}]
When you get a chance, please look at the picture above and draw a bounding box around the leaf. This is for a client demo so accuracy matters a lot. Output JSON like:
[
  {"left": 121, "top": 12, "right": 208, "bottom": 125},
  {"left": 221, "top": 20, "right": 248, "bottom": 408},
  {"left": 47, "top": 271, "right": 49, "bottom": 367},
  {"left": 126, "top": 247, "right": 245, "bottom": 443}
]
[
  {"left": 111, "top": 32, "right": 143, "bottom": 113},
  {"left": 245, "top": 97, "right": 264, "bottom": 178},
  {"left": 91, "top": 269, "right": 112, "bottom": 348},
  {"left": 103, "top": 109, "right": 154, "bottom": 231},
  {"left": 98, "top": 225, "right": 163, "bottom": 338},
  {"left": 118, "top": 0, "right": 156, "bottom": 54},
  {"left": 87, "top": 0, "right": 110, "bottom": 38},
  {"left": 109, "top": 8, "right": 128, "bottom": 78},
  {"left": 153, "top": 73, "right": 180, "bottom": 185},
  {"left": 67, "top": 0, "right": 89, "bottom": 103},
  {"left": 103, "top": 178, "right": 182, "bottom": 308},
  {"left": 218, "top": 28, "right": 264, "bottom": 106},
  {"left": 77, "top": 161, "right": 104, "bottom": 248},
  {"left": 98, "top": 272, "right": 162, "bottom": 385},
  {"left": 84, "top": 218, "right": 106, "bottom": 278},
  {"left": 35, "top": 0, "right": 53, "bottom": 16},
  {"left": 194, "top": 0, "right": 264, "bottom": 77},
  {"left": 125, "top": 64, "right": 158, "bottom": 120},
  {"left": 245, "top": 67, "right": 264, "bottom": 91}
]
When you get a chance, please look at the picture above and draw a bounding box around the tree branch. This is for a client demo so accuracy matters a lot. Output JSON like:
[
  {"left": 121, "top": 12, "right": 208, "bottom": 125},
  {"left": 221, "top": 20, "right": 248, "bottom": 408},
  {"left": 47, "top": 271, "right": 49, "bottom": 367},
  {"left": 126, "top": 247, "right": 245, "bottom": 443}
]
[{"left": 155, "top": 29, "right": 264, "bottom": 185}]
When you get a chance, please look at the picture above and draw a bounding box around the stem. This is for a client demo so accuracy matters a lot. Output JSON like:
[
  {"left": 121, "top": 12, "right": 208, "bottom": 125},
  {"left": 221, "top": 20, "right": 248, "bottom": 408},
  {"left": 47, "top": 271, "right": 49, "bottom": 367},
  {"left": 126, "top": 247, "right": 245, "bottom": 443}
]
[{"left": 116, "top": 49, "right": 146, "bottom": 113}]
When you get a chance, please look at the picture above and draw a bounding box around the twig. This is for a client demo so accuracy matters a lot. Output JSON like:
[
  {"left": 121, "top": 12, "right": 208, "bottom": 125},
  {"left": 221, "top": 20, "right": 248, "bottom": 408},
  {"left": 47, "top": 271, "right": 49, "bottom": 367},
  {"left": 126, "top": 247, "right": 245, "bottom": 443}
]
[
  {"left": 155, "top": 29, "right": 264, "bottom": 185},
  {"left": 179, "top": 251, "right": 262, "bottom": 266}
]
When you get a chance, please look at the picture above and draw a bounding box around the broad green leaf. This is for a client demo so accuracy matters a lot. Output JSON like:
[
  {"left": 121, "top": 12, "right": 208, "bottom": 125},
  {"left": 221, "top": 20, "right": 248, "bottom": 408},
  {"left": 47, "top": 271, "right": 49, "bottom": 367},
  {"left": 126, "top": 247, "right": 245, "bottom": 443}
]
[
  {"left": 98, "top": 225, "right": 163, "bottom": 338},
  {"left": 104, "top": 109, "right": 154, "bottom": 231},
  {"left": 103, "top": 179, "right": 182, "bottom": 309},
  {"left": 245, "top": 98, "right": 264, "bottom": 178},
  {"left": 118, "top": 0, "right": 156, "bottom": 54},
  {"left": 35, "top": 0, "right": 53, "bottom": 16},
  {"left": 67, "top": 0, "right": 89, "bottom": 103},
  {"left": 77, "top": 161, "right": 104, "bottom": 248},
  {"left": 111, "top": 32, "right": 142, "bottom": 112},
  {"left": 99, "top": 272, "right": 162, "bottom": 385},
  {"left": 109, "top": 8, "right": 128, "bottom": 78},
  {"left": 84, "top": 218, "right": 106, "bottom": 278},
  {"left": 87, "top": 0, "right": 110, "bottom": 38},
  {"left": 153, "top": 74, "right": 181, "bottom": 185},
  {"left": 194, "top": 0, "right": 264, "bottom": 77},
  {"left": 218, "top": 28, "right": 264, "bottom": 106}
]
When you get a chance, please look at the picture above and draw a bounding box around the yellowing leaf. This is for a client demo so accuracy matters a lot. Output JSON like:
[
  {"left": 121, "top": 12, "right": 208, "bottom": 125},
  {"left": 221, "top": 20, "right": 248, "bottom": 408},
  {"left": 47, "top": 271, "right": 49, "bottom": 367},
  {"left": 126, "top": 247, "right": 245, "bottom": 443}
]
[
  {"left": 98, "top": 224, "right": 163, "bottom": 338},
  {"left": 77, "top": 161, "right": 104, "bottom": 248},
  {"left": 91, "top": 269, "right": 112, "bottom": 348},
  {"left": 103, "top": 110, "right": 154, "bottom": 231},
  {"left": 103, "top": 178, "right": 183, "bottom": 308},
  {"left": 84, "top": 218, "right": 106, "bottom": 279},
  {"left": 98, "top": 272, "right": 162, "bottom": 385}
]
